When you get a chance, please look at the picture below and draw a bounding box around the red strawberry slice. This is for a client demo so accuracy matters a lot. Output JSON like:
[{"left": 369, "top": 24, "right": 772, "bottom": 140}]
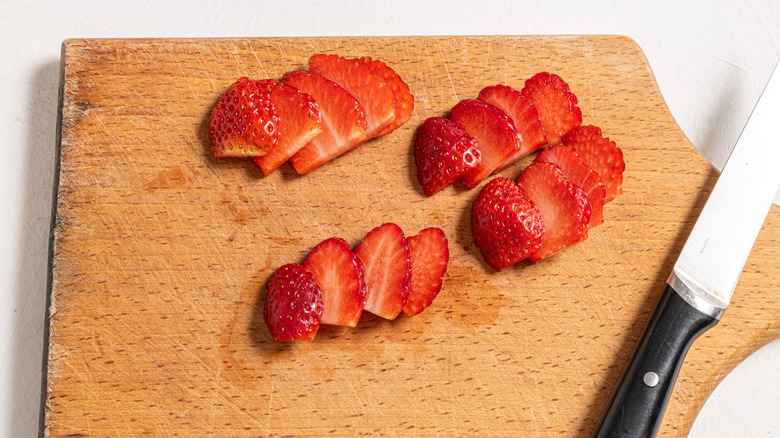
[
  {"left": 562, "top": 125, "right": 625, "bottom": 202},
  {"left": 402, "top": 228, "right": 449, "bottom": 317},
  {"left": 477, "top": 84, "right": 547, "bottom": 171},
  {"left": 283, "top": 70, "right": 368, "bottom": 175},
  {"left": 471, "top": 177, "right": 544, "bottom": 271},
  {"left": 414, "top": 117, "right": 482, "bottom": 195},
  {"left": 251, "top": 79, "right": 323, "bottom": 175},
  {"left": 263, "top": 264, "right": 324, "bottom": 341},
  {"left": 309, "top": 54, "right": 396, "bottom": 138},
  {"left": 210, "top": 77, "right": 279, "bottom": 158},
  {"left": 521, "top": 72, "right": 582, "bottom": 146},
  {"left": 516, "top": 163, "right": 591, "bottom": 262},
  {"left": 534, "top": 145, "right": 606, "bottom": 228},
  {"left": 449, "top": 99, "right": 521, "bottom": 187},
  {"left": 353, "top": 223, "right": 412, "bottom": 320},
  {"left": 353, "top": 56, "right": 414, "bottom": 137},
  {"left": 303, "top": 237, "right": 367, "bottom": 327}
]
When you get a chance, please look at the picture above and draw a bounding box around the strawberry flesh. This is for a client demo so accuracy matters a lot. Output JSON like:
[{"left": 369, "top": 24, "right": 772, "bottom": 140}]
[
  {"left": 450, "top": 99, "right": 521, "bottom": 187},
  {"left": 251, "top": 79, "right": 323, "bottom": 175},
  {"left": 354, "top": 223, "right": 412, "bottom": 320},
  {"left": 414, "top": 117, "right": 482, "bottom": 195},
  {"left": 521, "top": 72, "right": 582, "bottom": 146},
  {"left": 534, "top": 145, "right": 606, "bottom": 228},
  {"left": 516, "top": 163, "right": 591, "bottom": 262},
  {"left": 352, "top": 56, "right": 414, "bottom": 137},
  {"left": 471, "top": 177, "right": 544, "bottom": 271},
  {"left": 263, "top": 264, "right": 324, "bottom": 341},
  {"left": 562, "top": 125, "right": 625, "bottom": 202},
  {"left": 402, "top": 228, "right": 449, "bottom": 317},
  {"left": 309, "top": 54, "right": 396, "bottom": 138},
  {"left": 303, "top": 237, "right": 367, "bottom": 327},
  {"left": 477, "top": 84, "right": 546, "bottom": 171},
  {"left": 210, "top": 77, "right": 279, "bottom": 158},
  {"left": 283, "top": 70, "right": 368, "bottom": 174}
]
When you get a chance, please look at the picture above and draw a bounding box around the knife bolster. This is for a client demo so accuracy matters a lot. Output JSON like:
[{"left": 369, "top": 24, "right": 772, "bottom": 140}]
[{"left": 668, "top": 271, "right": 726, "bottom": 319}]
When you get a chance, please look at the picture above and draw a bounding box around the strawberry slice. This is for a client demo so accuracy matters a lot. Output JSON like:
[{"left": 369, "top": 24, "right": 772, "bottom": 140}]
[
  {"left": 414, "top": 117, "right": 482, "bottom": 195},
  {"left": 516, "top": 163, "right": 591, "bottom": 262},
  {"left": 251, "top": 79, "right": 323, "bottom": 175},
  {"left": 402, "top": 228, "right": 449, "bottom": 317},
  {"left": 534, "top": 145, "right": 606, "bottom": 228},
  {"left": 449, "top": 99, "right": 521, "bottom": 187},
  {"left": 263, "top": 264, "right": 324, "bottom": 341},
  {"left": 477, "top": 84, "right": 546, "bottom": 171},
  {"left": 209, "top": 77, "right": 279, "bottom": 158},
  {"left": 353, "top": 223, "right": 412, "bottom": 320},
  {"left": 303, "top": 237, "right": 367, "bottom": 327},
  {"left": 352, "top": 56, "right": 414, "bottom": 137},
  {"left": 562, "top": 125, "right": 625, "bottom": 202},
  {"left": 283, "top": 70, "right": 368, "bottom": 175},
  {"left": 471, "top": 177, "right": 544, "bottom": 271},
  {"left": 521, "top": 72, "right": 582, "bottom": 146},
  {"left": 309, "top": 54, "right": 396, "bottom": 138}
]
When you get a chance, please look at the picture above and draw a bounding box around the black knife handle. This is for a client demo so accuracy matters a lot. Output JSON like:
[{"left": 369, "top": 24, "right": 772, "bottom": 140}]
[{"left": 592, "top": 283, "right": 718, "bottom": 438}]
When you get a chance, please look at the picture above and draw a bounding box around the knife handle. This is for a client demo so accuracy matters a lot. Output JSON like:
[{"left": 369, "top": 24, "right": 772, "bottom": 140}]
[{"left": 592, "top": 283, "right": 718, "bottom": 438}]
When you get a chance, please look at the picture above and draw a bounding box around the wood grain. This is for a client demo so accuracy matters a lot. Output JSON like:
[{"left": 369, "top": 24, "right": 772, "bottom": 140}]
[{"left": 46, "top": 36, "right": 779, "bottom": 437}]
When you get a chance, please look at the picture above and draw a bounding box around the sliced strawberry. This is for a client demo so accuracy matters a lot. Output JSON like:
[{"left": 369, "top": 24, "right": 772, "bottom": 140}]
[
  {"left": 251, "top": 79, "right": 323, "bottom": 175},
  {"left": 521, "top": 72, "right": 582, "bottom": 146},
  {"left": 449, "top": 99, "right": 521, "bottom": 187},
  {"left": 263, "top": 264, "right": 324, "bottom": 341},
  {"left": 210, "top": 77, "right": 279, "bottom": 158},
  {"left": 402, "top": 228, "right": 449, "bottom": 317},
  {"left": 283, "top": 70, "right": 368, "bottom": 174},
  {"left": 303, "top": 237, "right": 367, "bottom": 327},
  {"left": 534, "top": 145, "right": 606, "bottom": 228},
  {"left": 309, "top": 54, "right": 395, "bottom": 138},
  {"left": 353, "top": 223, "right": 412, "bottom": 320},
  {"left": 516, "top": 163, "right": 591, "bottom": 262},
  {"left": 352, "top": 56, "right": 414, "bottom": 137},
  {"left": 471, "top": 177, "right": 544, "bottom": 271},
  {"left": 562, "top": 125, "right": 625, "bottom": 202},
  {"left": 477, "top": 84, "right": 546, "bottom": 171},
  {"left": 414, "top": 117, "right": 482, "bottom": 195}
]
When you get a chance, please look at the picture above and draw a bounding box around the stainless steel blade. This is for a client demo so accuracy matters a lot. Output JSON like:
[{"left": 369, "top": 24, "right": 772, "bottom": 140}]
[{"left": 669, "top": 61, "right": 780, "bottom": 318}]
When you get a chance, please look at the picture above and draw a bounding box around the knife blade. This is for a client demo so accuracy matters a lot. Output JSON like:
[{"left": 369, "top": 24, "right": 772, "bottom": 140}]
[{"left": 593, "top": 60, "right": 780, "bottom": 438}]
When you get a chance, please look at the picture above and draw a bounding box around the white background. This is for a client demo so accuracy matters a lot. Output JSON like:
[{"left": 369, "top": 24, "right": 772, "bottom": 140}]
[{"left": 1, "top": 1, "right": 779, "bottom": 436}]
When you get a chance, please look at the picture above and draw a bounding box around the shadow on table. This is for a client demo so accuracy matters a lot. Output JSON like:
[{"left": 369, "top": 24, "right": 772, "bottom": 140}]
[{"left": 10, "top": 59, "right": 60, "bottom": 438}]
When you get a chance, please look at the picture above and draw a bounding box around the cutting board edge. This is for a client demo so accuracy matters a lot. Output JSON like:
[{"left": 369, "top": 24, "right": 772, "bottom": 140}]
[{"left": 39, "top": 40, "right": 71, "bottom": 438}]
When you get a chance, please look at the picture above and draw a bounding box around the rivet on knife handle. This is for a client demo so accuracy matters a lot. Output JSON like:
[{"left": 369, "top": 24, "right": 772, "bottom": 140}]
[{"left": 592, "top": 284, "right": 717, "bottom": 438}]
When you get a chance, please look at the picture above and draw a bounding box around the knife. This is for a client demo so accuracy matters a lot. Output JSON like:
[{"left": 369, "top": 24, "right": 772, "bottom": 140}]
[{"left": 592, "top": 61, "right": 780, "bottom": 438}]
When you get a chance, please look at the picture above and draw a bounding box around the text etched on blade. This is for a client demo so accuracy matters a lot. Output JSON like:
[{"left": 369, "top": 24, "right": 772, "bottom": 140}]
[{"left": 699, "top": 236, "right": 710, "bottom": 254}]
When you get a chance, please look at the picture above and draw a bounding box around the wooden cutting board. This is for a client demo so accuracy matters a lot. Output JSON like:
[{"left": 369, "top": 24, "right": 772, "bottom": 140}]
[{"left": 46, "top": 36, "right": 779, "bottom": 437}]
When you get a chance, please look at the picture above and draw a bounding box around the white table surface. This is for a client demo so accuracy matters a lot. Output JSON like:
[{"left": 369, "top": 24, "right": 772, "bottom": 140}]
[{"left": 2, "top": 1, "right": 778, "bottom": 436}]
